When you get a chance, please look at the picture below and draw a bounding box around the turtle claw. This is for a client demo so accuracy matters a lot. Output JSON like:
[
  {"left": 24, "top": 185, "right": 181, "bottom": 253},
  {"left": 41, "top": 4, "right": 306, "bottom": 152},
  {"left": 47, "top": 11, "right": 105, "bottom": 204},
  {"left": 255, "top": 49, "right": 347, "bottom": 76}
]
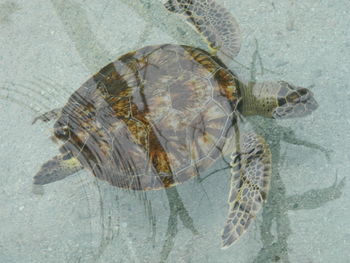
[{"left": 32, "top": 108, "right": 62, "bottom": 124}]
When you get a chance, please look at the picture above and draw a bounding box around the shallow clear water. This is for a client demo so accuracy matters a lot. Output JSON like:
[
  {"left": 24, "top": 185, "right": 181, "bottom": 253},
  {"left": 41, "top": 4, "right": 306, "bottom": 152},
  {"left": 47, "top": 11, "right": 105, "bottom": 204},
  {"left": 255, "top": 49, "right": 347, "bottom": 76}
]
[{"left": 1, "top": 0, "right": 349, "bottom": 262}]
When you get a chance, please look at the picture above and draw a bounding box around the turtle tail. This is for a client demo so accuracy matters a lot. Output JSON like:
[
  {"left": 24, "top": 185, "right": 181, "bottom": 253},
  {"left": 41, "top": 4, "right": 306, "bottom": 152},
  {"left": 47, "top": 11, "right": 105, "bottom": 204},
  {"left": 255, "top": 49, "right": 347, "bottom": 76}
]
[{"left": 33, "top": 152, "right": 83, "bottom": 185}]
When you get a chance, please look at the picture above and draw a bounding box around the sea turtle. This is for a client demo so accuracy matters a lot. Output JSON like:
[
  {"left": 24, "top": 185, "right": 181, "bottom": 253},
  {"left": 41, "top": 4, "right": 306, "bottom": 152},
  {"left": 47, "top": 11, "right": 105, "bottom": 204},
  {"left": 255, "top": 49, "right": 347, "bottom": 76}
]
[{"left": 33, "top": 0, "right": 318, "bottom": 248}]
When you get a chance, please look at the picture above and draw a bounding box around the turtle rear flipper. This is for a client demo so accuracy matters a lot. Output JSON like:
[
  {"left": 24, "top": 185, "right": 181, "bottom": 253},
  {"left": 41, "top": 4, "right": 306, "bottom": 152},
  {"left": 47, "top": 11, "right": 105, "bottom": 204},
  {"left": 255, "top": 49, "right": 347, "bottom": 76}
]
[
  {"left": 34, "top": 153, "right": 83, "bottom": 185},
  {"left": 164, "top": 0, "right": 241, "bottom": 59},
  {"left": 222, "top": 132, "right": 271, "bottom": 248}
]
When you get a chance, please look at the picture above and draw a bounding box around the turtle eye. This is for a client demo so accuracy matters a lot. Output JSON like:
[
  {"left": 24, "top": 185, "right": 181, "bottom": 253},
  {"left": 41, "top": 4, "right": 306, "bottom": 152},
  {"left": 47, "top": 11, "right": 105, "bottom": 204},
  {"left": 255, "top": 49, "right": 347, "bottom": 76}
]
[
  {"left": 297, "top": 88, "right": 308, "bottom": 96},
  {"left": 286, "top": 92, "right": 300, "bottom": 103}
]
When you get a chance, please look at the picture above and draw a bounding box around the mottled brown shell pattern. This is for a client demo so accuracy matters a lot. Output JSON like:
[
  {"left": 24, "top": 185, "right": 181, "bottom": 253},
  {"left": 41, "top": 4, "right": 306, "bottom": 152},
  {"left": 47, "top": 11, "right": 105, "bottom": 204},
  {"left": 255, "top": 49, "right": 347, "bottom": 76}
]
[{"left": 55, "top": 44, "right": 240, "bottom": 190}]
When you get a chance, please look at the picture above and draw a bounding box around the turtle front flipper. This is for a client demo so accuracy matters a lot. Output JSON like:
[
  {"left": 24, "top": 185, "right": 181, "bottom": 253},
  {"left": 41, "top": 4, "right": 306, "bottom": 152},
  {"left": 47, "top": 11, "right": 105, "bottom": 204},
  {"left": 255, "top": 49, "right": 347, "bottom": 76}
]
[
  {"left": 164, "top": 0, "right": 241, "bottom": 59},
  {"left": 222, "top": 132, "right": 271, "bottom": 248},
  {"left": 33, "top": 152, "right": 83, "bottom": 185}
]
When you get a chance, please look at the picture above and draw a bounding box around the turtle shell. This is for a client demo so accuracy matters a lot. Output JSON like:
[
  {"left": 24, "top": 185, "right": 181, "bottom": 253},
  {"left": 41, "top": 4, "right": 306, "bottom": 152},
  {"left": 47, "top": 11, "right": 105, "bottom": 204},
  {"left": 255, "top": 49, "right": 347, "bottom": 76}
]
[{"left": 54, "top": 44, "right": 240, "bottom": 190}]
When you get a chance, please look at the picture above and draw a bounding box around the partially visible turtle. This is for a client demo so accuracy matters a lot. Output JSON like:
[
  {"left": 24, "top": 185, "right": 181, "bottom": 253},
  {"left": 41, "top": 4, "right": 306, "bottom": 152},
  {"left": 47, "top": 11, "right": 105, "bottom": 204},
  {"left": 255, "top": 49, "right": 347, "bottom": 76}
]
[{"left": 33, "top": 0, "right": 318, "bottom": 248}]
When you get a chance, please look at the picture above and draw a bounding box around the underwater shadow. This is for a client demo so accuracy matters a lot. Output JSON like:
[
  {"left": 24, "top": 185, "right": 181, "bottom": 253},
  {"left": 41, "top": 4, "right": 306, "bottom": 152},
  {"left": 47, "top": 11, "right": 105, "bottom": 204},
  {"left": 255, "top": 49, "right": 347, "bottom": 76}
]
[{"left": 36, "top": 1, "right": 202, "bottom": 262}]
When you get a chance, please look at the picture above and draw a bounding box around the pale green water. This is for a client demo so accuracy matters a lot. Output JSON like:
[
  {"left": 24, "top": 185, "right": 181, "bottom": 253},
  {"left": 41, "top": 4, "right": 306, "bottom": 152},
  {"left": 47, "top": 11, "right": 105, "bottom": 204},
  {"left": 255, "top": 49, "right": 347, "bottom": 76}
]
[{"left": 0, "top": 1, "right": 349, "bottom": 262}]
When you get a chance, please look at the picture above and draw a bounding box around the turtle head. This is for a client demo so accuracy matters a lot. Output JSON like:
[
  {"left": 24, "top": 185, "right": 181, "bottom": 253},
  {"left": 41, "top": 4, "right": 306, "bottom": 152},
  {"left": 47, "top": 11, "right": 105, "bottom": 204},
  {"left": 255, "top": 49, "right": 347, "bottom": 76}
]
[{"left": 240, "top": 81, "right": 318, "bottom": 119}]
